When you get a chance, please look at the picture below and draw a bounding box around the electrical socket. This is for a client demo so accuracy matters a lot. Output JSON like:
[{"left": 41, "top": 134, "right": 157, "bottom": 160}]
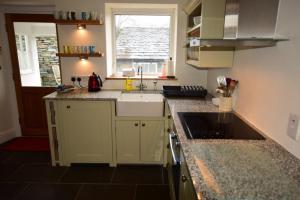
[{"left": 287, "top": 114, "right": 299, "bottom": 141}]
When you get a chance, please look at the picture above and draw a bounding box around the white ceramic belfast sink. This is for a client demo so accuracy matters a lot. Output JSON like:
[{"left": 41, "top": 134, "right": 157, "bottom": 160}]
[{"left": 117, "top": 93, "right": 164, "bottom": 117}]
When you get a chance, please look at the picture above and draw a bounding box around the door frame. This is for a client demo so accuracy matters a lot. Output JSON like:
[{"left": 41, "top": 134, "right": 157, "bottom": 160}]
[{"left": 5, "top": 13, "right": 61, "bottom": 136}]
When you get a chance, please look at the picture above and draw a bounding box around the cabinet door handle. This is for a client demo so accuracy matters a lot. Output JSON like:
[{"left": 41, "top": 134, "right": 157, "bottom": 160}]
[
  {"left": 181, "top": 175, "right": 188, "bottom": 182},
  {"left": 142, "top": 123, "right": 146, "bottom": 127},
  {"left": 66, "top": 105, "right": 71, "bottom": 109},
  {"left": 168, "top": 114, "right": 171, "bottom": 119},
  {"left": 134, "top": 123, "right": 139, "bottom": 126}
]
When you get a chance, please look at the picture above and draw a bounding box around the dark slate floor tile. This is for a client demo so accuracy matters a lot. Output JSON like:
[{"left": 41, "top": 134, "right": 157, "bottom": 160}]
[
  {"left": 77, "top": 184, "right": 135, "bottom": 200},
  {"left": 112, "top": 165, "right": 163, "bottom": 184},
  {"left": 0, "top": 182, "right": 27, "bottom": 200},
  {"left": 2, "top": 152, "right": 51, "bottom": 165},
  {"left": 60, "top": 165, "right": 114, "bottom": 183},
  {"left": 0, "top": 152, "right": 13, "bottom": 163},
  {"left": 9, "top": 164, "right": 67, "bottom": 183},
  {"left": 135, "top": 185, "right": 171, "bottom": 200},
  {"left": 17, "top": 183, "right": 80, "bottom": 200},
  {"left": 0, "top": 164, "right": 21, "bottom": 181}
]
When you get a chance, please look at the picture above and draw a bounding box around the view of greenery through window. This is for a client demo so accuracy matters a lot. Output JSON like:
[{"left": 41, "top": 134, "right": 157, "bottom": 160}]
[{"left": 115, "top": 15, "right": 171, "bottom": 75}]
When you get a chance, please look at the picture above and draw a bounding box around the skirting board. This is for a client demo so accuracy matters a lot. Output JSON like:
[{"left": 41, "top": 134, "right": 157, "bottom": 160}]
[{"left": 0, "top": 128, "right": 15, "bottom": 144}]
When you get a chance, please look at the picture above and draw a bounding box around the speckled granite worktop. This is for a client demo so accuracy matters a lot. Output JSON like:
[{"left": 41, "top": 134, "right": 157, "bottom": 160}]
[
  {"left": 43, "top": 88, "right": 122, "bottom": 101},
  {"left": 167, "top": 98, "right": 300, "bottom": 200}
]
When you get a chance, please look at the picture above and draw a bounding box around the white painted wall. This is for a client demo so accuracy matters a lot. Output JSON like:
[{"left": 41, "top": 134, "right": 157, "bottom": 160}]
[
  {"left": 55, "top": 0, "right": 208, "bottom": 88},
  {"left": 0, "top": 35, "right": 16, "bottom": 142},
  {"left": 206, "top": 0, "right": 300, "bottom": 159}
]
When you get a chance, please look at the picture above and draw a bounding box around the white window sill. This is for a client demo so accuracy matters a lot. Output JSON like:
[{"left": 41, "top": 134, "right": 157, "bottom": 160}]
[{"left": 106, "top": 74, "right": 177, "bottom": 80}]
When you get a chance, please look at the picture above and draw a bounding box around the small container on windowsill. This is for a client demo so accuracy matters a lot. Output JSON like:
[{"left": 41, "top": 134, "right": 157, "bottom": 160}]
[{"left": 219, "top": 97, "right": 232, "bottom": 112}]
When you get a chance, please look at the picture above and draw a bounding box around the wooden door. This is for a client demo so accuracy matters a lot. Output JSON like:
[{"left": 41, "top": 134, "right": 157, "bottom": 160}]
[
  {"left": 140, "top": 120, "right": 164, "bottom": 162},
  {"left": 6, "top": 14, "right": 60, "bottom": 136},
  {"left": 116, "top": 120, "right": 140, "bottom": 163},
  {"left": 59, "top": 101, "right": 112, "bottom": 164}
]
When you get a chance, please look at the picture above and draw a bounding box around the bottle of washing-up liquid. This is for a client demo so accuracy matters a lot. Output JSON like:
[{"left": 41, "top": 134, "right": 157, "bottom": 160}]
[{"left": 125, "top": 78, "right": 133, "bottom": 91}]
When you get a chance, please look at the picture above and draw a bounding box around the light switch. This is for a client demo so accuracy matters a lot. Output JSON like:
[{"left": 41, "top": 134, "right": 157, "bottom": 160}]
[{"left": 287, "top": 114, "right": 299, "bottom": 140}]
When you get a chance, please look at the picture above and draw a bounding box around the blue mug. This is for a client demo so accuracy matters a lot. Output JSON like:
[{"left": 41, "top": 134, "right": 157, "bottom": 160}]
[
  {"left": 89, "top": 46, "right": 96, "bottom": 54},
  {"left": 81, "top": 12, "right": 87, "bottom": 20}
]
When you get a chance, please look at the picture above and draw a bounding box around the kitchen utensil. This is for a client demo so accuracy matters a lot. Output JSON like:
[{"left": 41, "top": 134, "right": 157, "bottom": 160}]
[
  {"left": 217, "top": 76, "right": 227, "bottom": 87},
  {"left": 88, "top": 72, "right": 102, "bottom": 92}
]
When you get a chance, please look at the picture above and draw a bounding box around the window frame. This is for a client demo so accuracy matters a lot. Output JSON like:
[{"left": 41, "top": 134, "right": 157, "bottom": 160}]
[{"left": 106, "top": 4, "right": 177, "bottom": 77}]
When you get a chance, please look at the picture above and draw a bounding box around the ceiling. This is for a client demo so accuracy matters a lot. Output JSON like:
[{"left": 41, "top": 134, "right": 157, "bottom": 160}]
[{"left": 0, "top": 0, "right": 54, "bottom": 6}]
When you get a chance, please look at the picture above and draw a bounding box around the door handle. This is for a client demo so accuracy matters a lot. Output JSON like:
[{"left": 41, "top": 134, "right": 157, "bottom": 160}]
[
  {"left": 169, "top": 132, "right": 180, "bottom": 165},
  {"left": 134, "top": 123, "right": 139, "bottom": 126},
  {"left": 66, "top": 105, "right": 71, "bottom": 109},
  {"left": 142, "top": 123, "right": 145, "bottom": 127}
]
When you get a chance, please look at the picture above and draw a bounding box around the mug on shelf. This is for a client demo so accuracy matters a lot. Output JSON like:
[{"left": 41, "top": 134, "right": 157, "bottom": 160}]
[
  {"left": 61, "top": 11, "right": 67, "bottom": 20},
  {"left": 88, "top": 46, "right": 96, "bottom": 54},
  {"left": 63, "top": 45, "right": 69, "bottom": 54},
  {"left": 71, "top": 11, "right": 76, "bottom": 20},
  {"left": 90, "top": 11, "right": 98, "bottom": 20},
  {"left": 81, "top": 11, "right": 88, "bottom": 20},
  {"left": 54, "top": 11, "right": 60, "bottom": 20}
]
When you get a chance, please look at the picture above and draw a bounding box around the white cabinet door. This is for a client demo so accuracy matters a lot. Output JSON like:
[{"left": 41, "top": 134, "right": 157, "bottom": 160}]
[
  {"left": 59, "top": 101, "right": 112, "bottom": 164},
  {"left": 140, "top": 120, "right": 164, "bottom": 162},
  {"left": 116, "top": 120, "right": 140, "bottom": 163}
]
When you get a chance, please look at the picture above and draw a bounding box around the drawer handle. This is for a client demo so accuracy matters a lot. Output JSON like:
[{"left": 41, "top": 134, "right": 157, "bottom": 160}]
[
  {"left": 142, "top": 123, "right": 146, "bottom": 127},
  {"left": 181, "top": 175, "right": 188, "bottom": 182},
  {"left": 66, "top": 105, "right": 71, "bottom": 109},
  {"left": 134, "top": 123, "right": 139, "bottom": 126}
]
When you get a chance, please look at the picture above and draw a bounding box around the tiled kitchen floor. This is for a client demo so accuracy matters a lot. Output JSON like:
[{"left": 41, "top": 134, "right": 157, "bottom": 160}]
[{"left": 0, "top": 151, "right": 170, "bottom": 200}]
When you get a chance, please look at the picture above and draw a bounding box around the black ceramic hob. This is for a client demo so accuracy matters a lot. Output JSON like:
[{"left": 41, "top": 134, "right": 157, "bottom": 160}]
[{"left": 178, "top": 112, "right": 265, "bottom": 140}]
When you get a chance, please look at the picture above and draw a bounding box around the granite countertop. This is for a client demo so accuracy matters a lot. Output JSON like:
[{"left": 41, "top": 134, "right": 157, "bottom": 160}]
[
  {"left": 167, "top": 98, "right": 300, "bottom": 200},
  {"left": 43, "top": 88, "right": 122, "bottom": 101}
]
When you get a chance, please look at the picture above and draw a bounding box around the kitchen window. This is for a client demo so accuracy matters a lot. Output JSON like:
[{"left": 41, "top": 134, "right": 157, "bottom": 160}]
[{"left": 105, "top": 4, "right": 177, "bottom": 78}]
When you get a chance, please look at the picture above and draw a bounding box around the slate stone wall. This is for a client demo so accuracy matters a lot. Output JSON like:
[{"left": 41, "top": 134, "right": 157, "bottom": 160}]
[{"left": 36, "top": 36, "right": 60, "bottom": 86}]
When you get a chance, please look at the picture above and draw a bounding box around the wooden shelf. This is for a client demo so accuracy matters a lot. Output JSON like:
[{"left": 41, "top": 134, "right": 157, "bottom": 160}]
[
  {"left": 56, "top": 53, "right": 104, "bottom": 58},
  {"left": 187, "top": 23, "right": 201, "bottom": 34},
  {"left": 55, "top": 19, "right": 103, "bottom": 25}
]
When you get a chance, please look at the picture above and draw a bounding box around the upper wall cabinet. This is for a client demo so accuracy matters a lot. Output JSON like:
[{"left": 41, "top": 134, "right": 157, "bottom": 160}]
[
  {"left": 185, "top": 0, "right": 226, "bottom": 39},
  {"left": 184, "top": 0, "right": 234, "bottom": 68},
  {"left": 184, "top": 0, "right": 287, "bottom": 69}
]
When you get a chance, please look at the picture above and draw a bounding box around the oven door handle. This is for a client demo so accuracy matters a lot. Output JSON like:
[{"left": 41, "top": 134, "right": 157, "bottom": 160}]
[{"left": 169, "top": 133, "right": 180, "bottom": 165}]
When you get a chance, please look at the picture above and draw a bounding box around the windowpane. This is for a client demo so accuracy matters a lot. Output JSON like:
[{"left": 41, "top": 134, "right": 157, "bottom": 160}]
[
  {"left": 14, "top": 22, "right": 60, "bottom": 87},
  {"left": 115, "top": 15, "right": 170, "bottom": 75}
]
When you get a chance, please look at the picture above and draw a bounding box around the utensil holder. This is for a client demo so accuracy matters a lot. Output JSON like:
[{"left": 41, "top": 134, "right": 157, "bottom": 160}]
[{"left": 219, "top": 97, "right": 232, "bottom": 112}]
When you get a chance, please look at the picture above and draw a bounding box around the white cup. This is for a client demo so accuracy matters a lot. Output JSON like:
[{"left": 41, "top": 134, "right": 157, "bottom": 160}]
[{"left": 90, "top": 11, "right": 98, "bottom": 20}]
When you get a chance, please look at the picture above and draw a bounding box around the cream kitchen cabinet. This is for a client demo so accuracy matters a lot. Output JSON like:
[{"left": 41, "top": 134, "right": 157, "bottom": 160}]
[
  {"left": 116, "top": 119, "right": 164, "bottom": 164},
  {"left": 116, "top": 120, "right": 140, "bottom": 163},
  {"left": 57, "top": 101, "right": 113, "bottom": 166},
  {"left": 140, "top": 120, "right": 164, "bottom": 162}
]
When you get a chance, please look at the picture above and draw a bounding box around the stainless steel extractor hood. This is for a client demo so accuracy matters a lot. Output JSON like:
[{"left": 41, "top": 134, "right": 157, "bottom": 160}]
[{"left": 196, "top": 0, "right": 288, "bottom": 48}]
